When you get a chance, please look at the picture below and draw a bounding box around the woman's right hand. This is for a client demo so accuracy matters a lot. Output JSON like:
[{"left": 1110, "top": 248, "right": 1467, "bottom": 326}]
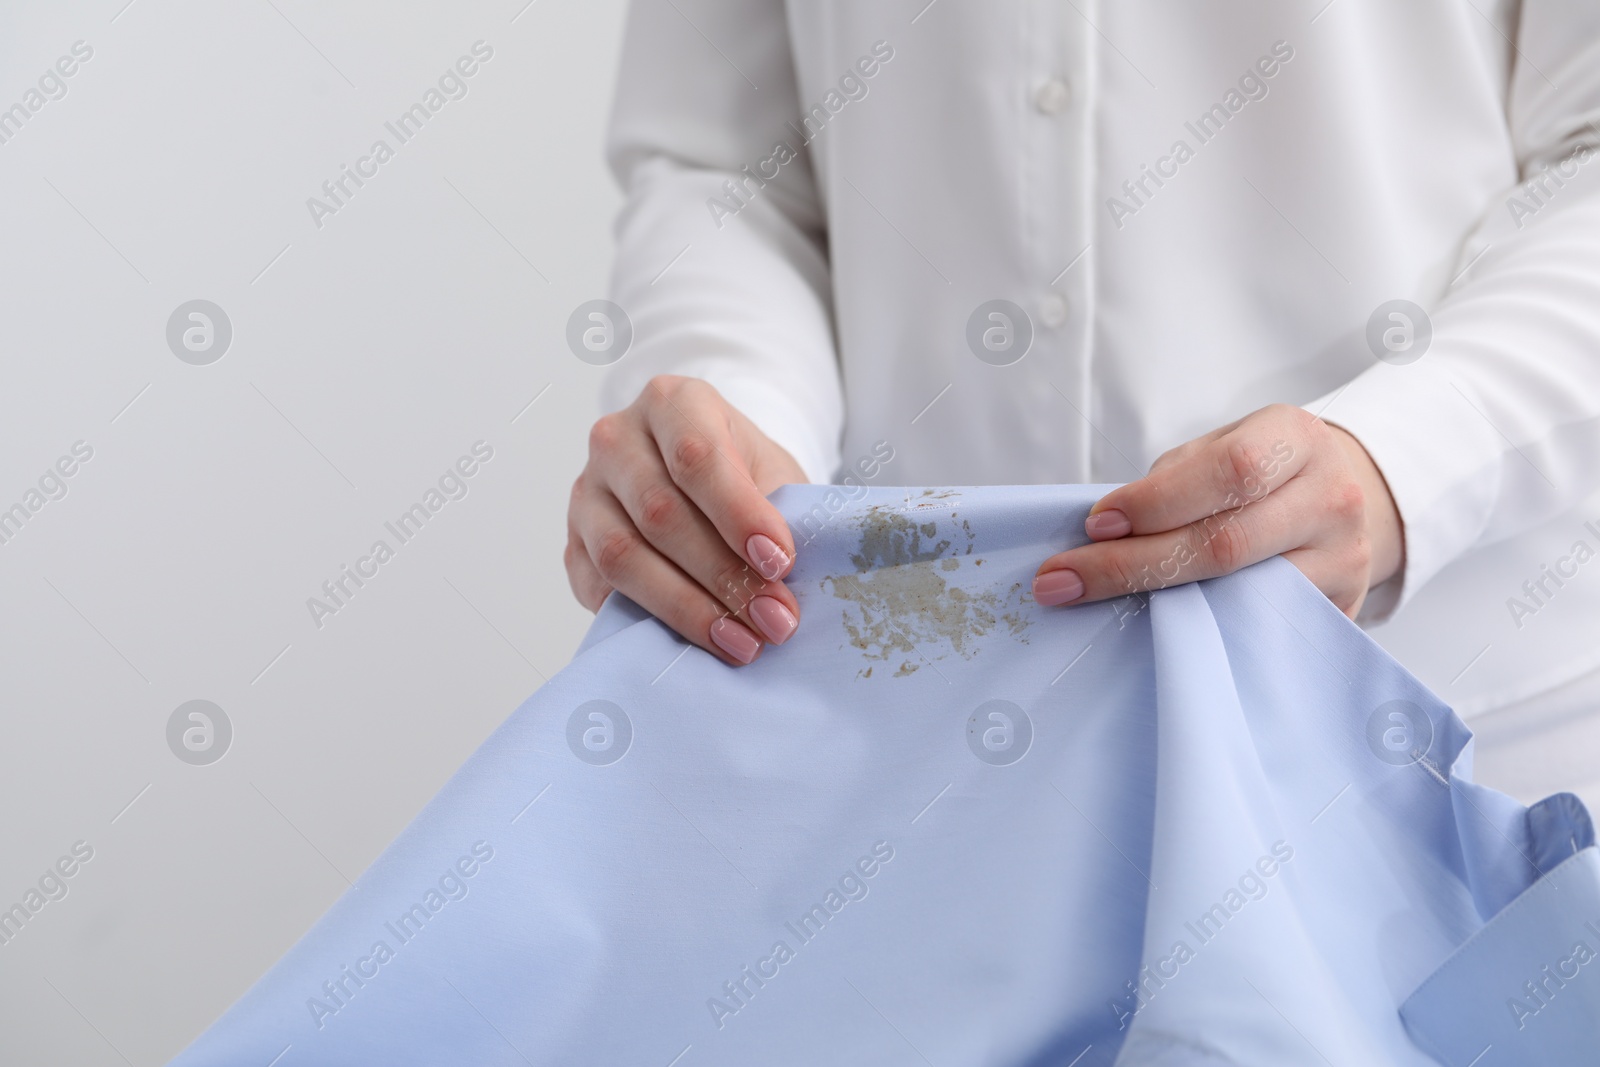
[{"left": 566, "top": 375, "right": 807, "bottom": 665}]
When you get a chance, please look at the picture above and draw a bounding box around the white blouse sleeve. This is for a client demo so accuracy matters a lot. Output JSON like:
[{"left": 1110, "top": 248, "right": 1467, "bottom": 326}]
[
  {"left": 599, "top": 0, "right": 844, "bottom": 483},
  {"left": 1310, "top": 0, "right": 1600, "bottom": 620}
]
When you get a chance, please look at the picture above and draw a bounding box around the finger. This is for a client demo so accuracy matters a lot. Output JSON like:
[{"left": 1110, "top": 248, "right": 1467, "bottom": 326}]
[
  {"left": 605, "top": 447, "right": 801, "bottom": 645},
  {"left": 1034, "top": 485, "right": 1310, "bottom": 606},
  {"left": 1086, "top": 405, "right": 1313, "bottom": 541},
  {"left": 565, "top": 477, "right": 614, "bottom": 611},
  {"left": 1145, "top": 416, "right": 1243, "bottom": 476},
  {"left": 577, "top": 487, "right": 766, "bottom": 666},
  {"left": 643, "top": 377, "right": 796, "bottom": 581},
  {"left": 583, "top": 393, "right": 800, "bottom": 648},
  {"left": 564, "top": 528, "right": 612, "bottom": 612}
]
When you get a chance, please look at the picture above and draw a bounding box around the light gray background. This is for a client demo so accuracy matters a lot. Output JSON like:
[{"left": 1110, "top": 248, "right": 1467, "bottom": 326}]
[{"left": 0, "top": 2, "right": 621, "bottom": 1062}]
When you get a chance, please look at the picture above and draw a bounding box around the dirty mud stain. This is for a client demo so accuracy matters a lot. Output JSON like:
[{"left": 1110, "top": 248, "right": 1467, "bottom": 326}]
[
  {"left": 824, "top": 504, "right": 1033, "bottom": 664},
  {"left": 849, "top": 506, "right": 953, "bottom": 571},
  {"left": 906, "top": 488, "right": 961, "bottom": 513}
]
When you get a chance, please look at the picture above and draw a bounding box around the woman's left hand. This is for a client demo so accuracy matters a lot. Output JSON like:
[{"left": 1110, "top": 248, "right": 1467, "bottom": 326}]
[{"left": 1032, "top": 404, "right": 1403, "bottom": 619}]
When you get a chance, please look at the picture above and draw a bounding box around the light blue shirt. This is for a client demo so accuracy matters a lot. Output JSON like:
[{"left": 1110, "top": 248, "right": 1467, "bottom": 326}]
[{"left": 169, "top": 485, "right": 1599, "bottom": 1066}]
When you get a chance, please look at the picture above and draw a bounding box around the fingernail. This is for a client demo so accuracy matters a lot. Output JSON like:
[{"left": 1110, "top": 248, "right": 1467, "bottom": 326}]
[
  {"left": 1033, "top": 569, "right": 1085, "bottom": 607},
  {"left": 746, "top": 533, "right": 792, "bottom": 580},
  {"left": 1085, "top": 509, "right": 1131, "bottom": 540},
  {"left": 747, "top": 596, "right": 798, "bottom": 644},
  {"left": 709, "top": 617, "right": 761, "bottom": 664}
]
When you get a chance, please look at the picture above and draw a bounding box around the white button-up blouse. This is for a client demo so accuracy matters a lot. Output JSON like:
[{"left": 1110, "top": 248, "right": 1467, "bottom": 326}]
[{"left": 599, "top": 0, "right": 1600, "bottom": 718}]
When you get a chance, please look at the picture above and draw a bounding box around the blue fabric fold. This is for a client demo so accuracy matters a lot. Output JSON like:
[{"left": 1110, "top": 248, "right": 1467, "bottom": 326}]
[
  {"left": 1401, "top": 846, "right": 1600, "bottom": 1065},
  {"left": 166, "top": 485, "right": 1600, "bottom": 1066}
]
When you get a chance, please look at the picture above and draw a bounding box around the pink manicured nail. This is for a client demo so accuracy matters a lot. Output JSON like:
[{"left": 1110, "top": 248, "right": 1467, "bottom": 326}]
[
  {"left": 1085, "top": 509, "right": 1131, "bottom": 540},
  {"left": 709, "top": 617, "right": 761, "bottom": 664},
  {"left": 746, "top": 533, "right": 792, "bottom": 580},
  {"left": 747, "top": 596, "right": 798, "bottom": 644},
  {"left": 1034, "top": 569, "right": 1085, "bottom": 607}
]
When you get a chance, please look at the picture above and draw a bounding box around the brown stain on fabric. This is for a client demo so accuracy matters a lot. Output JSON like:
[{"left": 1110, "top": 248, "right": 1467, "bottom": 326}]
[{"left": 822, "top": 499, "right": 1033, "bottom": 665}]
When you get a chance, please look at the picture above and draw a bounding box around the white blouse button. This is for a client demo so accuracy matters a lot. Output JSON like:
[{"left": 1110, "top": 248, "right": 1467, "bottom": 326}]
[
  {"left": 1040, "top": 293, "right": 1069, "bottom": 328},
  {"left": 1034, "top": 79, "right": 1071, "bottom": 115}
]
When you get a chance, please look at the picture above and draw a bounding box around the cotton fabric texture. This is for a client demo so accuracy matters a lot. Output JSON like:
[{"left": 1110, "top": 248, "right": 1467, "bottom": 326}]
[{"left": 169, "top": 487, "right": 1599, "bottom": 1066}]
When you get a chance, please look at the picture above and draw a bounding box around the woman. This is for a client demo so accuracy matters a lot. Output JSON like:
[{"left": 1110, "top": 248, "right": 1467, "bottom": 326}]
[{"left": 566, "top": 0, "right": 1600, "bottom": 802}]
